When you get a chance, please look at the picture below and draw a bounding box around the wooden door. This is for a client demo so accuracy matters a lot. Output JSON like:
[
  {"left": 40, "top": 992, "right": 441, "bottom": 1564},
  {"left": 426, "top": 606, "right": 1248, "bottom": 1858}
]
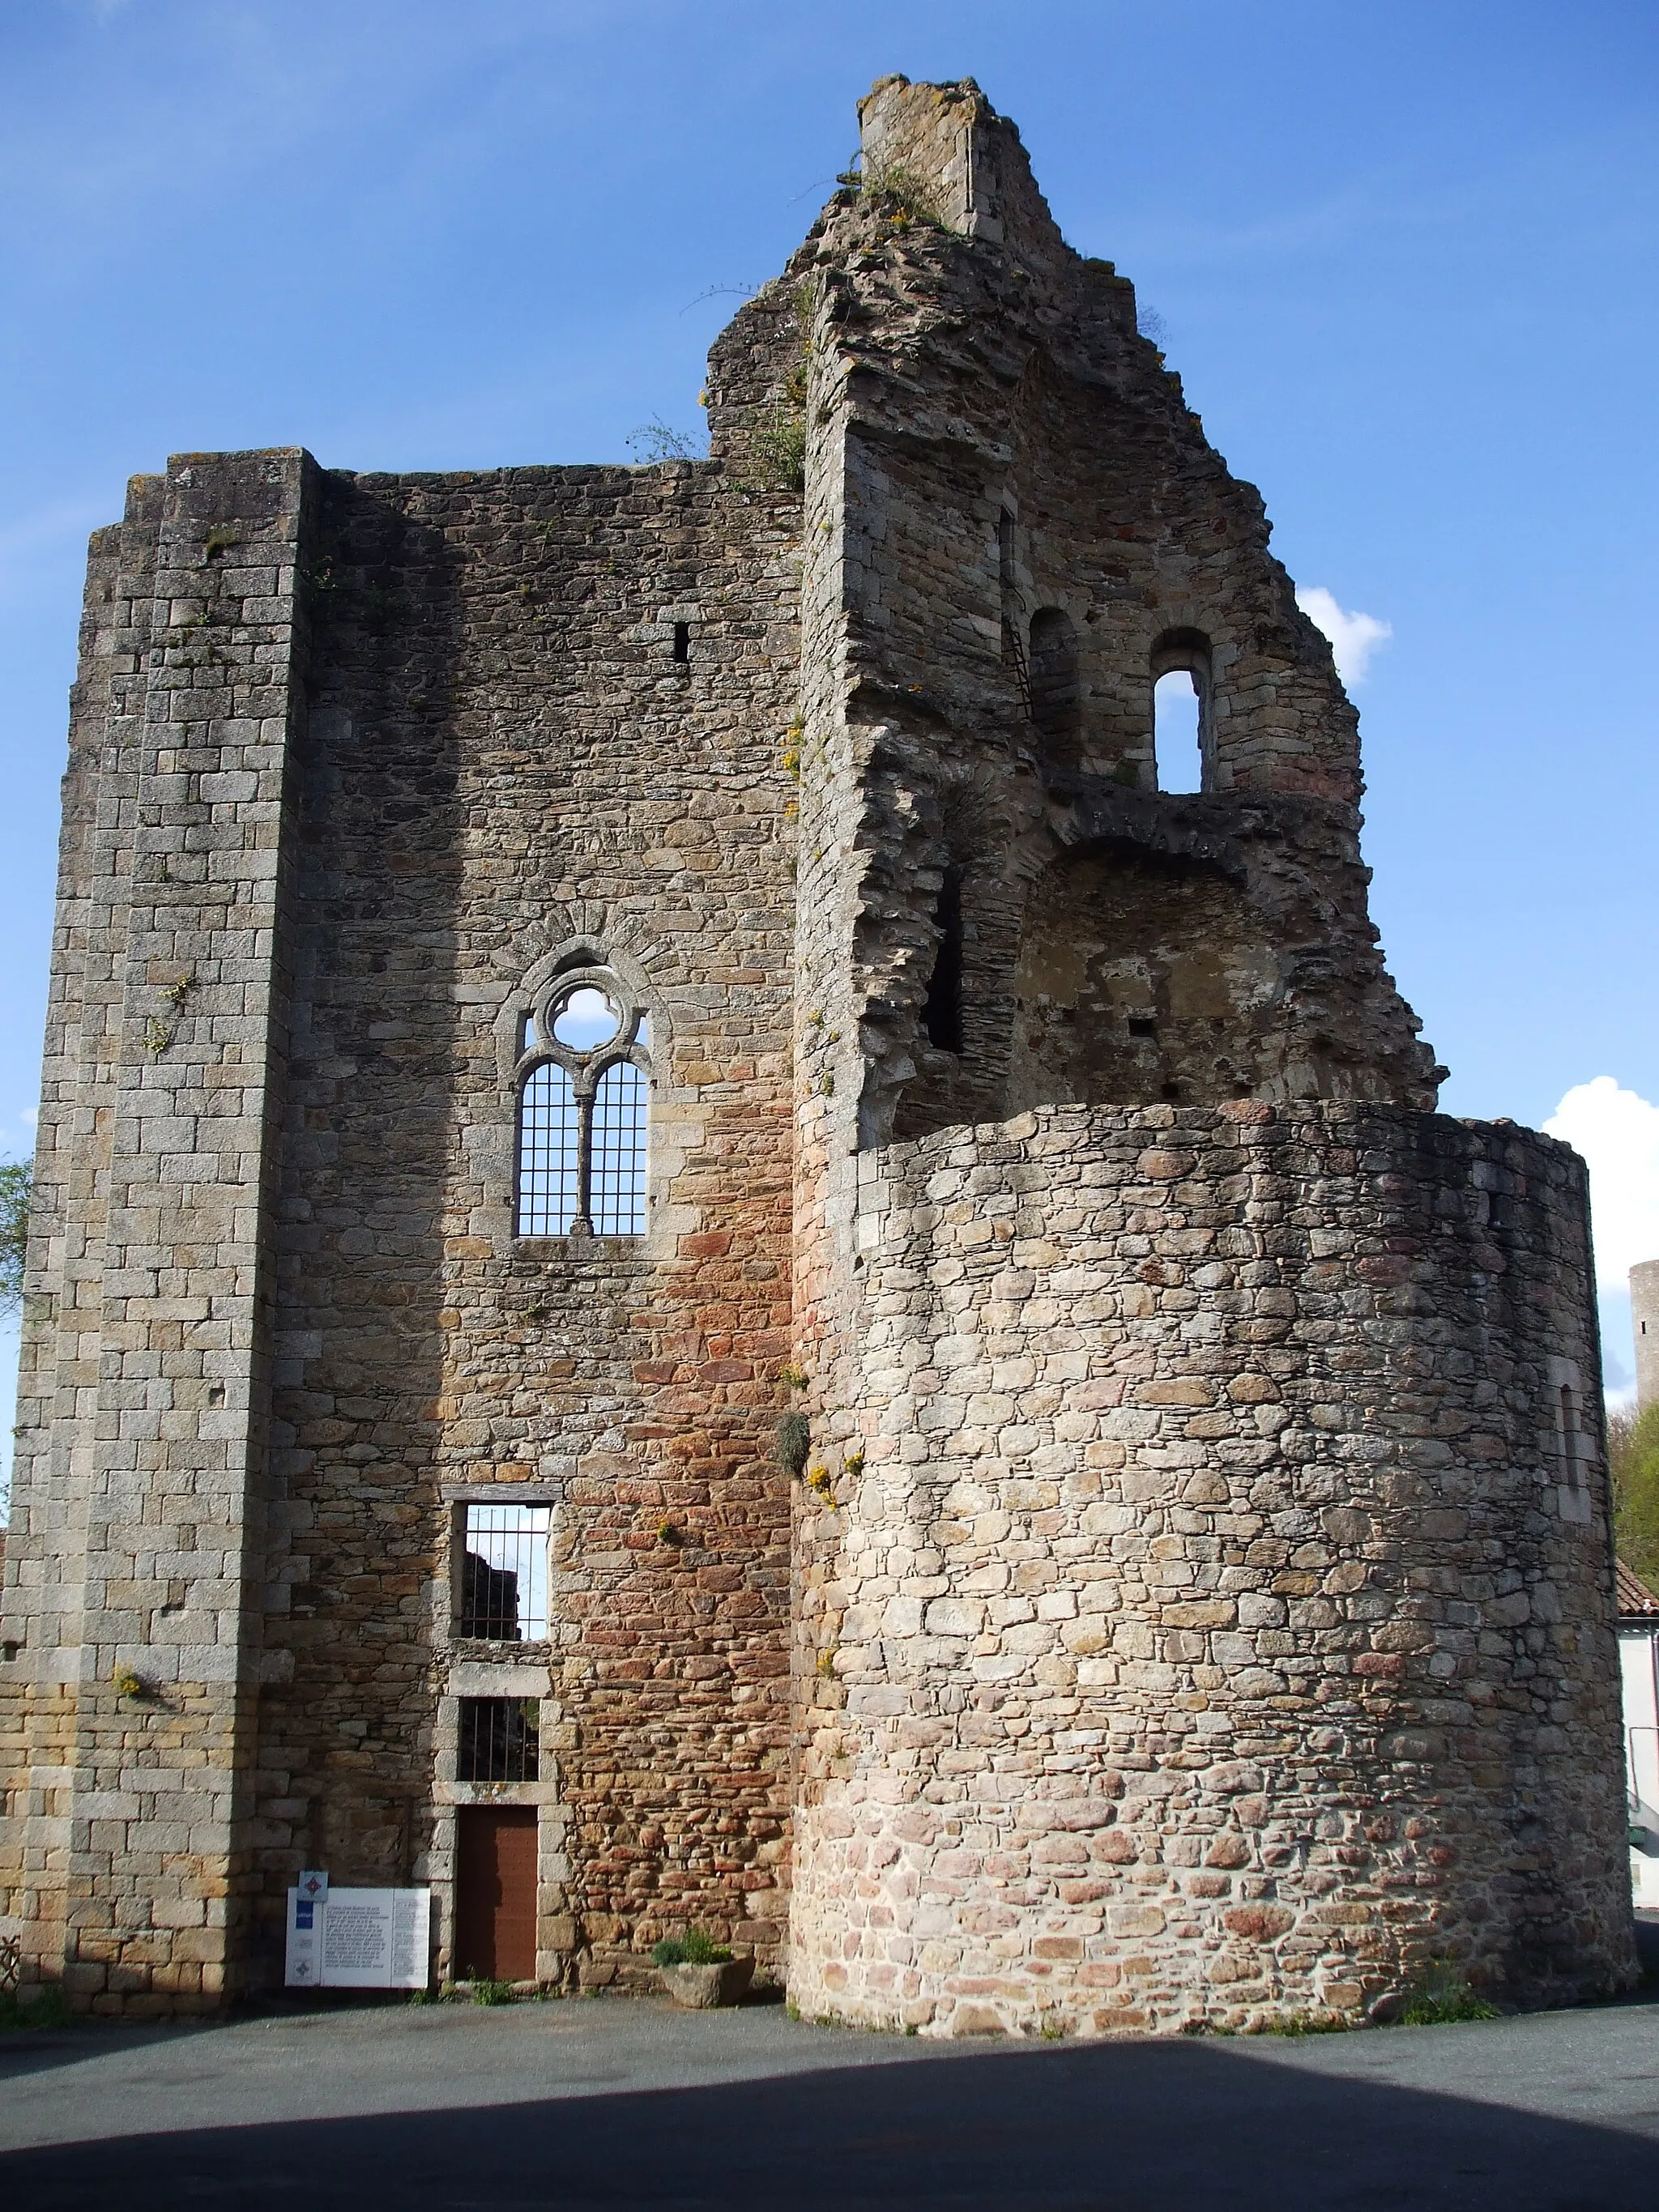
[{"left": 454, "top": 1807, "right": 539, "bottom": 1982}]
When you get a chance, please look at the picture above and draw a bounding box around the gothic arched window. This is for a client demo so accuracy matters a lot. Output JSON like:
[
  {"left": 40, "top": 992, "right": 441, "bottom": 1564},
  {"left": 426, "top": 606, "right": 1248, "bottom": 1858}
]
[{"left": 514, "top": 967, "right": 651, "bottom": 1236}]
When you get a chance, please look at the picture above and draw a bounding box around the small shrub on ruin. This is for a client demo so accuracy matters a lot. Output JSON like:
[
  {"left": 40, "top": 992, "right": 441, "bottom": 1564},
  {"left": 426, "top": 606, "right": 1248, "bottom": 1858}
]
[
  {"left": 751, "top": 407, "right": 807, "bottom": 493},
  {"left": 625, "top": 416, "right": 707, "bottom": 465},
  {"left": 838, "top": 159, "right": 945, "bottom": 229},
  {"left": 776, "top": 1411, "right": 811, "bottom": 1477}
]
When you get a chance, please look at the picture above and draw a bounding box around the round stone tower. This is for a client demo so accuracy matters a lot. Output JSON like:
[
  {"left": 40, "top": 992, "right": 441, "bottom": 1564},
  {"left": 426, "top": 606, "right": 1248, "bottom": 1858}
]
[
  {"left": 784, "top": 77, "right": 1635, "bottom": 2034},
  {"left": 1631, "top": 1259, "right": 1659, "bottom": 1411}
]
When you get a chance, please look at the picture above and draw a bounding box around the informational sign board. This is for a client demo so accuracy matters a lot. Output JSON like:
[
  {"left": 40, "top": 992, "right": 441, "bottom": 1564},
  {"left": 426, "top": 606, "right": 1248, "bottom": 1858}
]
[{"left": 285, "top": 1886, "right": 431, "bottom": 1989}]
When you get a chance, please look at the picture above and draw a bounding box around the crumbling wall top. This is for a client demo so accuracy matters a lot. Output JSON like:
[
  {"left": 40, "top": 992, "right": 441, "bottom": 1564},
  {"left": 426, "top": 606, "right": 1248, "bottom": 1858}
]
[{"left": 855, "top": 75, "right": 1066, "bottom": 266}]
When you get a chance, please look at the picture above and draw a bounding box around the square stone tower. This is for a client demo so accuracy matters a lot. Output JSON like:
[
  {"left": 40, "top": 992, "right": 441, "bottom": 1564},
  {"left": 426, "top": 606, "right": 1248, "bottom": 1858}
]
[{"left": 0, "top": 76, "right": 1634, "bottom": 2027}]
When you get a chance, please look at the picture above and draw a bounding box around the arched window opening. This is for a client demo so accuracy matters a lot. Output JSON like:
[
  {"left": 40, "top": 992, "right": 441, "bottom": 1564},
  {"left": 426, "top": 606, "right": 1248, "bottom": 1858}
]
[
  {"left": 1028, "top": 607, "right": 1081, "bottom": 755},
  {"left": 513, "top": 965, "right": 650, "bottom": 1238},
  {"left": 922, "top": 867, "right": 965, "bottom": 1054},
  {"left": 1149, "top": 627, "right": 1213, "bottom": 793},
  {"left": 1154, "top": 670, "right": 1204, "bottom": 792}
]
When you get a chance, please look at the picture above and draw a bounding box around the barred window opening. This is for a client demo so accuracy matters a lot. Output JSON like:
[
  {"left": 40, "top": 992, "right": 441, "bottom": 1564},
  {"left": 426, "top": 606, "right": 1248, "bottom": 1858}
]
[
  {"left": 458, "top": 1503, "right": 552, "bottom": 1641},
  {"left": 458, "top": 1697, "right": 539, "bottom": 1784},
  {"left": 513, "top": 964, "right": 651, "bottom": 1238}
]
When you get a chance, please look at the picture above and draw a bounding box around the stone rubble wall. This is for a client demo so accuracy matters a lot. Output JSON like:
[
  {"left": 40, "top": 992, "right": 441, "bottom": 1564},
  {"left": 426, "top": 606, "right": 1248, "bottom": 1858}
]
[
  {"left": 785, "top": 80, "right": 1438, "bottom": 1167},
  {"left": 0, "top": 479, "right": 159, "bottom": 1991},
  {"left": 249, "top": 433, "right": 802, "bottom": 1993},
  {"left": 2, "top": 272, "right": 812, "bottom": 2008},
  {"left": 246, "top": 280, "right": 808, "bottom": 1996},
  {"left": 789, "top": 1102, "right": 1635, "bottom": 2034},
  {"left": 2, "top": 73, "right": 1633, "bottom": 2029}
]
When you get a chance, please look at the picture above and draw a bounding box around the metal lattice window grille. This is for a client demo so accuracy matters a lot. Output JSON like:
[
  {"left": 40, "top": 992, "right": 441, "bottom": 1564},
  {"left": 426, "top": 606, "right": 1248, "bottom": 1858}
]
[
  {"left": 514, "top": 967, "right": 650, "bottom": 1237},
  {"left": 457, "top": 1697, "right": 540, "bottom": 1784},
  {"left": 457, "top": 1503, "right": 552, "bottom": 1641}
]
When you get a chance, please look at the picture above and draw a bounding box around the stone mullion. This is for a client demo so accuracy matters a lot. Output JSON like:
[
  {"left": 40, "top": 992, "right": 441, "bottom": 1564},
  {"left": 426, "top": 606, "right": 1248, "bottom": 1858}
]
[{"left": 571, "top": 1068, "right": 597, "bottom": 1234}]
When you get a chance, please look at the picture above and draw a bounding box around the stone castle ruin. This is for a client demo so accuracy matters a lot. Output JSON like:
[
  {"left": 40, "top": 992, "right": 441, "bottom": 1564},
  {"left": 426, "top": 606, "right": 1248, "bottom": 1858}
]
[{"left": 0, "top": 78, "right": 1634, "bottom": 2028}]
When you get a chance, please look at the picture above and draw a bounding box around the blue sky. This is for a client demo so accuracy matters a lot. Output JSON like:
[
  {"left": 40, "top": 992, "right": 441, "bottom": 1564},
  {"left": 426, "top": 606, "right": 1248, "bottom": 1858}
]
[{"left": 2, "top": 0, "right": 1656, "bottom": 1489}]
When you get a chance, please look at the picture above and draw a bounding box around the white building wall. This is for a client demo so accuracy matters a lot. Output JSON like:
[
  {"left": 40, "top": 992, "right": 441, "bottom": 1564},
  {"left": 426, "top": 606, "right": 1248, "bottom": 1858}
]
[{"left": 1619, "top": 1626, "right": 1659, "bottom": 1906}]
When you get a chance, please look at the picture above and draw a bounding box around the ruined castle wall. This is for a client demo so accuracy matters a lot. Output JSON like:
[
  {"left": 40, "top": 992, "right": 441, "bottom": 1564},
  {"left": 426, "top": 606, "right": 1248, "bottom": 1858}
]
[
  {"left": 5, "top": 71, "right": 1631, "bottom": 2032},
  {"left": 4, "top": 276, "right": 810, "bottom": 2006},
  {"left": 788, "top": 95, "right": 1436, "bottom": 1168},
  {"left": 0, "top": 484, "right": 166, "bottom": 1981},
  {"left": 1, "top": 450, "right": 316, "bottom": 2011},
  {"left": 249, "top": 293, "right": 804, "bottom": 1991},
  {"left": 852, "top": 75, "right": 1365, "bottom": 807},
  {"left": 790, "top": 1102, "right": 1633, "bottom": 2034}
]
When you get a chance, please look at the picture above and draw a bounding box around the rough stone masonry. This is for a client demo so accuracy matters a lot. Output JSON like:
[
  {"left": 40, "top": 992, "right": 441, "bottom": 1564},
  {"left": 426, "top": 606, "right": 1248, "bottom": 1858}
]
[{"left": 0, "top": 75, "right": 1635, "bottom": 2028}]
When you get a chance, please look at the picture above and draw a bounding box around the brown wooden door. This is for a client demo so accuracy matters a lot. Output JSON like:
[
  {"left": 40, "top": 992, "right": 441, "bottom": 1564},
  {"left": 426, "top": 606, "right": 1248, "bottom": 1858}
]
[{"left": 454, "top": 1807, "right": 538, "bottom": 1982}]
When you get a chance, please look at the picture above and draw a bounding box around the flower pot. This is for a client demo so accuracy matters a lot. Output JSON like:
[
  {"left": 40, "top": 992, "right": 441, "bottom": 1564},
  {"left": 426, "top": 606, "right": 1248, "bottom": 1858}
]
[{"left": 658, "top": 1955, "right": 754, "bottom": 2010}]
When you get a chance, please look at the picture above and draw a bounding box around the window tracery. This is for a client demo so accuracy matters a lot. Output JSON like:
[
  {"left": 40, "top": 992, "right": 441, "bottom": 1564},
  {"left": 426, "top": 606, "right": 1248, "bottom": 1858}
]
[{"left": 513, "top": 965, "right": 650, "bottom": 1236}]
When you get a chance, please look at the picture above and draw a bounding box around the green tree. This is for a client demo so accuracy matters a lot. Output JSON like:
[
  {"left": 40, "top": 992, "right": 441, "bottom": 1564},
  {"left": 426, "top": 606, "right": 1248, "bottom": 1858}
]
[
  {"left": 1610, "top": 1403, "right": 1659, "bottom": 1590},
  {"left": 0, "top": 1155, "right": 29, "bottom": 1313}
]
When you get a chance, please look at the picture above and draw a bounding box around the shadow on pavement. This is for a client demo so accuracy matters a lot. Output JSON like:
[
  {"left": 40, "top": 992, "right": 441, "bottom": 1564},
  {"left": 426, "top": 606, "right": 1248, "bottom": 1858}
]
[
  {"left": 2, "top": 2030, "right": 1655, "bottom": 2210},
  {"left": 0, "top": 2021, "right": 217, "bottom": 2087}
]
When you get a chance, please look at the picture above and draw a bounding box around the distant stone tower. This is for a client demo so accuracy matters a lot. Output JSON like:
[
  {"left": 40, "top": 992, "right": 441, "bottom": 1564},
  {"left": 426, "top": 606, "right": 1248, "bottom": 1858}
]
[
  {"left": 0, "top": 74, "right": 1636, "bottom": 2028},
  {"left": 1634, "top": 1261, "right": 1659, "bottom": 1410}
]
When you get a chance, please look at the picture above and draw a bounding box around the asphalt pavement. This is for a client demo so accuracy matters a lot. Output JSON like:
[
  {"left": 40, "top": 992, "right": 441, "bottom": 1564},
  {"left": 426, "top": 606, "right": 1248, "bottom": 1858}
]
[{"left": 4, "top": 1985, "right": 1659, "bottom": 2208}]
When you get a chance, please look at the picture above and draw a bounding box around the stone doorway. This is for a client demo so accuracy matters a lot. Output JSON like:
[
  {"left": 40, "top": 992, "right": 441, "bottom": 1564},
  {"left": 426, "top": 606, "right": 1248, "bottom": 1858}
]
[{"left": 454, "top": 1807, "right": 538, "bottom": 1982}]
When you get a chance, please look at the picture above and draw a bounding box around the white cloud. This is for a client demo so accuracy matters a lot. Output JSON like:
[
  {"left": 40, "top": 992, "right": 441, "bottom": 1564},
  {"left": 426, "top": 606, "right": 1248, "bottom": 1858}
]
[
  {"left": 1295, "top": 586, "right": 1392, "bottom": 685},
  {"left": 1544, "top": 1077, "right": 1659, "bottom": 1294}
]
